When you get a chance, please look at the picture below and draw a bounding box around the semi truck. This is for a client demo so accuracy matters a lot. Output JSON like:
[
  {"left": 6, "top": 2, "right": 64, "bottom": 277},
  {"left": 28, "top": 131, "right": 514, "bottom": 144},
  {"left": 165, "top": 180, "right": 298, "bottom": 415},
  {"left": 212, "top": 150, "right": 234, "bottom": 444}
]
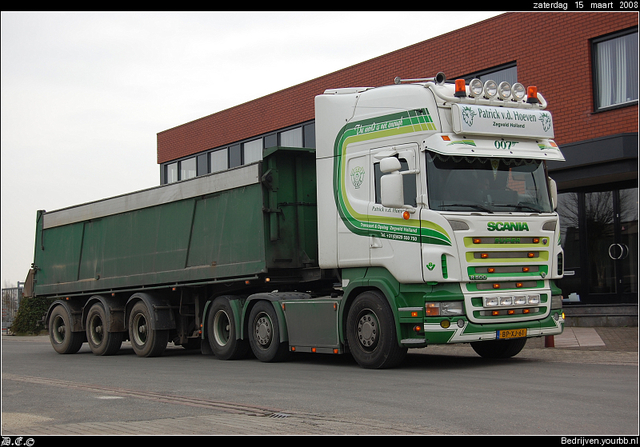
[{"left": 24, "top": 73, "right": 566, "bottom": 369}]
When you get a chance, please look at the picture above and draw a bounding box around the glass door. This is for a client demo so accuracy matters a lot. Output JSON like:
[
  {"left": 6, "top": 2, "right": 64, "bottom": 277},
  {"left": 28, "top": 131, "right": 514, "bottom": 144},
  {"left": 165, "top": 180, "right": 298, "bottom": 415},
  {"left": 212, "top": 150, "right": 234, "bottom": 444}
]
[{"left": 558, "top": 187, "right": 638, "bottom": 304}]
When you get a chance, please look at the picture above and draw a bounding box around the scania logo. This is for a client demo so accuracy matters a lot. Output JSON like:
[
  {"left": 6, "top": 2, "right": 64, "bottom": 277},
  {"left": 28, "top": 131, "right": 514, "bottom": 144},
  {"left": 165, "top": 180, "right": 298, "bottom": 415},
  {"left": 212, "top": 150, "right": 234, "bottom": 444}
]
[{"left": 487, "top": 221, "right": 530, "bottom": 231}]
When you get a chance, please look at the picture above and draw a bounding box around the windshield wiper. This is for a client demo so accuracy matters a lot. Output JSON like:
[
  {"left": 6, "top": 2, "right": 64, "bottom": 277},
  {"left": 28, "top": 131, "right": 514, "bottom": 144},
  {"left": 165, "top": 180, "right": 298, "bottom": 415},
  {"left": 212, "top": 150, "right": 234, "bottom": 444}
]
[
  {"left": 444, "top": 203, "right": 494, "bottom": 213},
  {"left": 492, "top": 203, "right": 544, "bottom": 213}
]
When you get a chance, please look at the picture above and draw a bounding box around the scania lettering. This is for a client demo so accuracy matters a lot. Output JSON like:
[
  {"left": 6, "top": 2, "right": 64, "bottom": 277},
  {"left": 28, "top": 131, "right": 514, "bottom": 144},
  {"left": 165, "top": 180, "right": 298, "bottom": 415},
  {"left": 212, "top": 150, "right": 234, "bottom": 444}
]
[
  {"left": 487, "top": 222, "right": 531, "bottom": 231},
  {"left": 24, "top": 72, "right": 565, "bottom": 369}
]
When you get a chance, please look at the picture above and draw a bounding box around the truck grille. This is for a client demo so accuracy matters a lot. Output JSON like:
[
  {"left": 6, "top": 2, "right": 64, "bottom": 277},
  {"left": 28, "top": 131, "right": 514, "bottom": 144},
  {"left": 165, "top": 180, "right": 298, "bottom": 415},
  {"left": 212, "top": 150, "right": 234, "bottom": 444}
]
[{"left": 463, "top": 235, "right": 549, "bottom": 323}]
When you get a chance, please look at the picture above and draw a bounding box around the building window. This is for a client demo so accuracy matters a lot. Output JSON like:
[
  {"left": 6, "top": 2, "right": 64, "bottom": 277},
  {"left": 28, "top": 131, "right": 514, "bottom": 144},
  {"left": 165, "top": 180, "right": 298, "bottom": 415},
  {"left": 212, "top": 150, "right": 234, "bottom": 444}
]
[
  {"left": 166, "top": 162, "right": 178, "bottom": 183},
  {"left": 210, "top": 148, "right": 228, "bottom": 173},
  {"left": 593, "top": 27, "right": 638, "bottom": 111},
  {"left": 244, "top": 138, "right": 263, "bottom": 164},
  {"left": 229, "top": 144, "right": 242, "bottom": 168},
  {"left": 181, "top": 157, "right": 196, "bottom": 180},
  {"left": 280, "top": 127, "right": 303, "bottom": 147},
  {"left": 461, "top": 62, "right": 518, "bottom": 85}
]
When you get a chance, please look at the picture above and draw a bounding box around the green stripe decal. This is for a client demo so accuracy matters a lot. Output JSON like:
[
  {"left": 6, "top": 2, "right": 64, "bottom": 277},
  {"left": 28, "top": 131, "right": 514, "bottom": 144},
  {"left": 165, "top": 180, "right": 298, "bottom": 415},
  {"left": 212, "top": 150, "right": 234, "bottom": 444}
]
[{"left": 333, "top": 109, "right": 451, "bottom": 246}]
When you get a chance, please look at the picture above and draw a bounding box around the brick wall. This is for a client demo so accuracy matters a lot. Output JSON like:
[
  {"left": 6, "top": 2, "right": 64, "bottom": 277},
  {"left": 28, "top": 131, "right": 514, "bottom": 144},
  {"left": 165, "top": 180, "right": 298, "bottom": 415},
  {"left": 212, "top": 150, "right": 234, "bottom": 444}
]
[{"left": 157, "top": 12, "right": 638, "bottom": 164}]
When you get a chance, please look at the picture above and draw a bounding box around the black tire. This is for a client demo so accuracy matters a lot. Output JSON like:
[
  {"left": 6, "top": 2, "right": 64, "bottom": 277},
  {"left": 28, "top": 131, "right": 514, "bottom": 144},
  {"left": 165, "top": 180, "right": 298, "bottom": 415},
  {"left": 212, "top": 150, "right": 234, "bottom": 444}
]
[
  {"left": 86, "top": 303, "right": 124, "bottom": 356},
  {"left": 128, "top": 301, "right": 168, "bottom": 357},
  {"left": 207, "top": 297, "right": 250, "bottom": 360},
  {"left": 346, "top": 290, "right": 407, "bottom": 369},
  {"left": 470, "top": 338, "right": 527, "bottom": 359},
  {"left": 48, "top": 305, "right": 84, "bottom": 354},
  {"left": 247, "top": 301, "right": 289, "bottom": 362}
]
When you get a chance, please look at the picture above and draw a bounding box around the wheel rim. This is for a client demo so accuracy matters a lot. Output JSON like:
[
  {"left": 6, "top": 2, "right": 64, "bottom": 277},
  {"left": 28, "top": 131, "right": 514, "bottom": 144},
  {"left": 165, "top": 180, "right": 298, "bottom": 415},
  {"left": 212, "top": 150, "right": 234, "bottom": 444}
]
[
  {"left": 132, "top": 312, "right": 148, "bottom": 346},
  {"left": 213, "top": 309, "right": 231, "bottom": 347},
  {"left": 88, "top": 313, "right": 104, "bottom": 346},
  {"left": 356, "top": 309, "right": 379, "bottom": 350},
  {"left": 254, "top": 312, "right": 273, "bottom": 348},
  {"left": 52, "top": 315, "right": 66, "bottom": 344}
]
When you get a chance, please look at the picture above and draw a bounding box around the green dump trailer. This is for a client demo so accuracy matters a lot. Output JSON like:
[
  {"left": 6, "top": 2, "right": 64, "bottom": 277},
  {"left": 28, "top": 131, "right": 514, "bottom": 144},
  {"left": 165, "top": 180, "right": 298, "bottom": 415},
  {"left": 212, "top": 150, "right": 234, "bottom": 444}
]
[{"left": 25, "top": 147, "right": 332, "bottom": 360}]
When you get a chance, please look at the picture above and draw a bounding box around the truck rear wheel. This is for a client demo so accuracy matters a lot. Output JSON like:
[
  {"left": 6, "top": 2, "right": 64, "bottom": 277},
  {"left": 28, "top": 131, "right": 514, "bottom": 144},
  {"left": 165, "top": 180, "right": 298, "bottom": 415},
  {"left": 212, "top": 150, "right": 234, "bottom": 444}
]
[
  {"left": 128, "top": 301, "right": 168, "bottom": 357},
  {"left": 470, "top": 338, "right": 527, "bottom": 359},
  {"left": 48, "top": 305, "right": 84, "bottom": 354},
  {"left": 346, "top": 290, "right": 407, "bottom": 369},
  {"left": 86, "top": 303, "right": 123, "bottom": 356},
  {"left": 248, "top": 301, "right": 289, "bottom": 362},
  {"left": 207, "top": 297, "right": 249, "bottom": 360}
]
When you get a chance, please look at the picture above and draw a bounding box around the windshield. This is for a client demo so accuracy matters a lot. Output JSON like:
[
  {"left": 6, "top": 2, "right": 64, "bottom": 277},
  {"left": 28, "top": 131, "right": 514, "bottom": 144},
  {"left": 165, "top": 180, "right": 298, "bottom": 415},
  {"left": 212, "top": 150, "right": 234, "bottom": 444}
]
[{"left": 426, "top": 151, "right": 553, "bottom": 213}]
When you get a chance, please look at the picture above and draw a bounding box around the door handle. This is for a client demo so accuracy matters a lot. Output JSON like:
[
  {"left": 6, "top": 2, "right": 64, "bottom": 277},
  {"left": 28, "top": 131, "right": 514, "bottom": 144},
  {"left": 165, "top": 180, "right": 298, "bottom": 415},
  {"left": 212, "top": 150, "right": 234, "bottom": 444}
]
[{"left": 608, "top": 243, "right": 625, "bottom": 260}]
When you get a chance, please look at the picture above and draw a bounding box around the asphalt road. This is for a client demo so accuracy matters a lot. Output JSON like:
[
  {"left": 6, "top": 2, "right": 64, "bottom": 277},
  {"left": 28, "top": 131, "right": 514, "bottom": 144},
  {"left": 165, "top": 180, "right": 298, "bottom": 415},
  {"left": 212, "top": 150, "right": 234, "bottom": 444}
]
[{"left": 2, "top": 335, "right": 638, "bottom": 436}]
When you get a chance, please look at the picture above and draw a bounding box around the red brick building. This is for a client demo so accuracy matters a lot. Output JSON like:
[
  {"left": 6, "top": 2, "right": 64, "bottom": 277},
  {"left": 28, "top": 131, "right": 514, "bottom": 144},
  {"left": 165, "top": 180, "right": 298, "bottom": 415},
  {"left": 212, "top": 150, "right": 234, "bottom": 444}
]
[{"left": 157, "top": 12, "right": 638, "bottom": 308}]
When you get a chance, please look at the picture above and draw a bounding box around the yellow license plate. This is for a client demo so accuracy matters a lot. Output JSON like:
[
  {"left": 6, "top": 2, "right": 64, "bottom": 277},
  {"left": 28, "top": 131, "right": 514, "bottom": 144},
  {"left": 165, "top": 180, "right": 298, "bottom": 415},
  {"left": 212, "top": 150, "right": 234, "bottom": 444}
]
[{"left": 497, "top": 328, "right": 527, "bottom": 339}]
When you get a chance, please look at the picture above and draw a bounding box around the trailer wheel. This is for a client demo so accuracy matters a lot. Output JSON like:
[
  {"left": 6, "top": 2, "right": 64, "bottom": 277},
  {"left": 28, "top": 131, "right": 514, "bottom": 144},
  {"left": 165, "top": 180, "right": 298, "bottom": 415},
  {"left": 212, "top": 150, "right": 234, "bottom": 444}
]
[
  {"left": 248, "top": 301, "right": 289, "bottom": 362},
  {"left": 86, "top": 303, "right": 123, "bottom": 356},
  {"left": 128, "top": 301, "right": 168, "bottom": 357},
  {"left": 346, "top": 290, "right": 407, "bottom": 369},
  {"left": 470, "top": 338, "right": 527, "bottom": 359},
  {"left": 207, "top": 297, "right": 249, "bottom": 360},
  {"left": 48, "top": 305, "right": 84, "bottom": 354}
]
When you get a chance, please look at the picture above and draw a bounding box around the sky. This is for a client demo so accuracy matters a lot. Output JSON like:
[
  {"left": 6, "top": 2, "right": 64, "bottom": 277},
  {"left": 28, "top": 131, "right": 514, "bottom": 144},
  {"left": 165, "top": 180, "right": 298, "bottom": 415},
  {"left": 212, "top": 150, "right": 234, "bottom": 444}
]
[{"left": 1, "top": 11, "right": 504, "bottom": 288}]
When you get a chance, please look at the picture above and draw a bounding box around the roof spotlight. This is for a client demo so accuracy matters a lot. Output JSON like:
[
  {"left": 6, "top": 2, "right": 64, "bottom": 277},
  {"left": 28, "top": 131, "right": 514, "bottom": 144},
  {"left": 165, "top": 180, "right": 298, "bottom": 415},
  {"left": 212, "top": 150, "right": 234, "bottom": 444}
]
[
  {"left": 498, "top": 81, "right": 512, "bottom": 100},
  {"left": 469, "top": 78, "right": 483, "bottom": 98},
  {"left": 511, "top": 83, "right": 526, "bottom": 101},
  {"left": 483, "top": 80, "right": 498, "bottom": 99}
]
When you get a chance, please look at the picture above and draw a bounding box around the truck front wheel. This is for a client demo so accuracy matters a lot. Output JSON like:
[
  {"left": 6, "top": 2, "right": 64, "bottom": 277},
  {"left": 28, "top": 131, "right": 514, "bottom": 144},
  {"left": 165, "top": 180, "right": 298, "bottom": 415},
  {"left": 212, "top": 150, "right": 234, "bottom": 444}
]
[
  {"left": 346, "top": 290, "right": 407, "bottom": 369},
  {"left": 470, "top": 338, "right": 527, "bottom": 359},
  {"left": 86, "top": 303, "right": 124, "bottom": 356},
  {"left": 49, "top": 305, "right": 84, "bottom": 354},
  {"left": 248, "top": 301, "right": 289, "bottom": 362},
  {"left": 207, "top": 296, "right": 249, "bottom": 360},
  {"left": 128, "top": 301, "right": 168, "bottom": 357}
]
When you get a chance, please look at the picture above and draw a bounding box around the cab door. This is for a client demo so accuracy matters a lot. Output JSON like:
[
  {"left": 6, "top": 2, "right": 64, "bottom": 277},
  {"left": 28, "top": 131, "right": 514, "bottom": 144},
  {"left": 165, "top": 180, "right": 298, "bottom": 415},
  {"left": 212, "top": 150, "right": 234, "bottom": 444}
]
[{"left": 369, "top": 143, "right": 423, "bottom": 283}]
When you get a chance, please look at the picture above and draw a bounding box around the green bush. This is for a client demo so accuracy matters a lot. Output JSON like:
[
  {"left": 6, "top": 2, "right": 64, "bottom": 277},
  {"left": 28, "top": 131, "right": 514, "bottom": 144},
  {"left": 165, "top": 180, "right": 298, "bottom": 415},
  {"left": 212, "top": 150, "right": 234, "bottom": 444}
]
[{"left": 10, "top": 296, "right": 53, "bottom": 335}]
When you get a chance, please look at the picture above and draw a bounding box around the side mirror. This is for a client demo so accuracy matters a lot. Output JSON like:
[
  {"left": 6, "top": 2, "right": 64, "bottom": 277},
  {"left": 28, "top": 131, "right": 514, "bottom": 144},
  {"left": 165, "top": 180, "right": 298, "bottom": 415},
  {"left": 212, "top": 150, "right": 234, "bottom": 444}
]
[
  {"left": 380, "top": 157, "right": 405, "bottom": 208},
  {"left": 549, "top": 178, "right": 558, "bottom": 210}
]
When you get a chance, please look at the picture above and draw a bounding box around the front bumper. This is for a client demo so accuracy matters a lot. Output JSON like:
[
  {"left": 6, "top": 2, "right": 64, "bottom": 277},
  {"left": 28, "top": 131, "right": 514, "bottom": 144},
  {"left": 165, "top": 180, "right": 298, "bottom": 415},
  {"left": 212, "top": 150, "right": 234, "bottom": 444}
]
[{"left": 401, "top": 310, "right": 564, "bottom": 347}]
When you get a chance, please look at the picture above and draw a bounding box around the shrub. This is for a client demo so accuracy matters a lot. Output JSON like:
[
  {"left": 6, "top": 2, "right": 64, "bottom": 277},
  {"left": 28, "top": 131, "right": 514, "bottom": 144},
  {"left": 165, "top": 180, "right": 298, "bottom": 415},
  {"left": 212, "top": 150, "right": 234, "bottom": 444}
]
[{"left": 10, "top": 296, "right": 53, "bottom": 335}]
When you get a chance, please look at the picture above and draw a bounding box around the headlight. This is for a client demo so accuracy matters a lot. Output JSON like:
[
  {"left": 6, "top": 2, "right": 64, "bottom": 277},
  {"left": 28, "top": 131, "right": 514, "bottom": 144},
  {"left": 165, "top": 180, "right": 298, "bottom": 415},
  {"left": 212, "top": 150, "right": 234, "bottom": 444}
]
[{"left": 426, "top": 301, "right": 464, "bottom": 316}]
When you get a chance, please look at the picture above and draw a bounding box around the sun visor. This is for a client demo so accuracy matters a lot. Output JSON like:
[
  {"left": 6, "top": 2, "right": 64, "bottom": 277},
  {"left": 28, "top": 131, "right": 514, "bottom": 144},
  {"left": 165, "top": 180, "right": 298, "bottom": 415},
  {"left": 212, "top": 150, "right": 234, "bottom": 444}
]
[{"left": 422, "top": 133, "right": 565, "bottom": 162}]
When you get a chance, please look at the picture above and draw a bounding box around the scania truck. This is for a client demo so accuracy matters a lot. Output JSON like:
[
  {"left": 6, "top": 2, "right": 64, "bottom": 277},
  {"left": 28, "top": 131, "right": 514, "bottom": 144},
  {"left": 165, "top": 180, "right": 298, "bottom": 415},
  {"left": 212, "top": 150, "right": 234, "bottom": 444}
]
[{"left": 24, "top": 73, "right": 566, "bottom": 368}]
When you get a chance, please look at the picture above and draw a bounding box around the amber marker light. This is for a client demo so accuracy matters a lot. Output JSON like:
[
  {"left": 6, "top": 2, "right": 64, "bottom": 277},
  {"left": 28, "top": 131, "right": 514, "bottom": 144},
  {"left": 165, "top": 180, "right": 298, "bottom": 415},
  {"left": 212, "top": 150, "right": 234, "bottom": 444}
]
[
  {"left": 528, "top": 252, "right": 535, "bottom": 258},
  {"left": 488, "top": 267, "right": 496, "bottom": 273},
  {"left": 481, "top": 253, "right": 489, "bottom": 259},
  {"left": 516, "top": 282, "right": 523, "bottom": 288},
  {"left": 473, "top": 238, "right": 482, "bottom": 244},
  {"left": 411, "top": 311, "right": 419, "bottom": 317},
  {"left": 522, "top": 267, "right": 530, "bottom": 272},
  {"left": 403, "top": 211, "right": 411, "bottom": 220},
  {"left": 493, "top": 283, "right": 501, "bottom": 289}
]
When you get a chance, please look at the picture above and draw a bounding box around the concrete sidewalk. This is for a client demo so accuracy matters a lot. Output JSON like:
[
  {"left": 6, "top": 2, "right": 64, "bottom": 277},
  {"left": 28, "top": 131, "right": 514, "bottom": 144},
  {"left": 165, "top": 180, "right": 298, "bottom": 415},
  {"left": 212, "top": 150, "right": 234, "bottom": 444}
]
[{"left": 526, "top": 326, "right": 638, "bottom": 352}]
